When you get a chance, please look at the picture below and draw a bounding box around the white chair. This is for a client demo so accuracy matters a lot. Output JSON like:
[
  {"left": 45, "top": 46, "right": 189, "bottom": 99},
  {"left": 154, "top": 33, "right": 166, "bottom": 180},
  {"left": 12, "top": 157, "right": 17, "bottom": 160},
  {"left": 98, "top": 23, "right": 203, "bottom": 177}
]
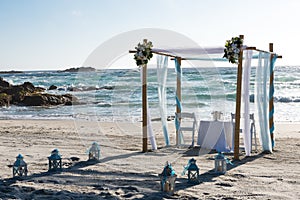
[
  {"left": 175, "top": 112, "right": 197, "bottom": 147},
  {"left": 231, "top": 113, "right": 258, "bottom": 152}
]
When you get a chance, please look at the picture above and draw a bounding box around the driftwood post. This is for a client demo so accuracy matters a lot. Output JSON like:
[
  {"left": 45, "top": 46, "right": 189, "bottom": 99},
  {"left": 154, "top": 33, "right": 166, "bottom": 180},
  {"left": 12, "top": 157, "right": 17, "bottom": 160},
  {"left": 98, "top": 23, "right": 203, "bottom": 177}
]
[
  {"left": 234, "top": 35, "right": 244, "bottom": 160},
  {"left": 142, "top": 64, "right": 148, "bottom": 152},
  {"left": 176, "top": 57, "right": 182, "bottom": 145},
  {"left": 269, "top": 43, "right": 274, "bottom": 150}
]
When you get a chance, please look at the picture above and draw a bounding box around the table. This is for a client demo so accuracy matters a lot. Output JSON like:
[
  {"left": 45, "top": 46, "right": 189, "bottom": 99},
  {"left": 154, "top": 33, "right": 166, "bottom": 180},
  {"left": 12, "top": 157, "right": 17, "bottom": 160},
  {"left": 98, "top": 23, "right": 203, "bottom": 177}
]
[{"left": 197, "top": 120, "right": 233, "bottom": 152}]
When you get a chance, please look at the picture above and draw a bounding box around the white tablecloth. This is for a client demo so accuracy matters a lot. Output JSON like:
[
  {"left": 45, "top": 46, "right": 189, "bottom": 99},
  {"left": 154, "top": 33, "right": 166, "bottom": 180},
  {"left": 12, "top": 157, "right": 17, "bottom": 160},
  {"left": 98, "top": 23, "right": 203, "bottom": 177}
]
[{"left": 197, "top": 120, "right": 233, "bottom": 152}]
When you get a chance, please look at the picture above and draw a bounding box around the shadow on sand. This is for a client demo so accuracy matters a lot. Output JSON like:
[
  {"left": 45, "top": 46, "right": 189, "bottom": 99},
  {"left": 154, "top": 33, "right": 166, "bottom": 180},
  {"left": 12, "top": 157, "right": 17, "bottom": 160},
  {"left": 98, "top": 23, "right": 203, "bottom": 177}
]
[
  {"left": 0, "top": 148, "right": 272, "bottom": 199},
  {"left": 175, "top": 147, "right": 271, "bottom": 191}
]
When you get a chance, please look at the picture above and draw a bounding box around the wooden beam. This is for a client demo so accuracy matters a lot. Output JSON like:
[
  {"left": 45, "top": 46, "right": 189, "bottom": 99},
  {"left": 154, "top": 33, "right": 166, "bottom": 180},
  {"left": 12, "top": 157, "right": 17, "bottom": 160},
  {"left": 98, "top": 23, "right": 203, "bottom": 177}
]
[
  {"left": 176, "top": 57, "right": 182, "bottom": 145},
  {"left": 130, "top": 48, "right": 282, "bottom": 60},
  {"left": 234, "top": 35, "right": 244, "bottom": 160},
  {"left": 142, "top": 64, "right": 148, "bottom": 152},
  {"left": 129, "top": 50, "right": 177, "bottom": 58}
]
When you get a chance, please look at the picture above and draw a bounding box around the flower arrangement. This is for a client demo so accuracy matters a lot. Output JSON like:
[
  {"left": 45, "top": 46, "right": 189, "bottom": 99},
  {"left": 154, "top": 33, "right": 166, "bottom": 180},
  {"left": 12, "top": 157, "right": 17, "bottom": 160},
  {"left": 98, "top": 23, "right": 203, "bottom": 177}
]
[
  {"left": 223, "top": 37, "right": 243, "bottom": 64},
  {"left": 134, "top": 39, "right": 153, "bottom": 66}
]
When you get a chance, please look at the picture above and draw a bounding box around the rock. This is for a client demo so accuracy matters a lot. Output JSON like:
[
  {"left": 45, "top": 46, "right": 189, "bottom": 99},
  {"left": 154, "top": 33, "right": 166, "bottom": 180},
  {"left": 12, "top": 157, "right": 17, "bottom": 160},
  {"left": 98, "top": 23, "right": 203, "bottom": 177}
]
[
  {"left": 22, "top": 94, "right": 48, "bottom": 106},
  {"left": 48, "top": 85, "right": 57, "bottom": 90},
  {"left": 0, "top": 77, "right": 10, "bottom": 88},
  {"left": 0, "top": 77, "right": 77, "bottom": 107},
  {"left": 35, "top": 87, "right": 46, "bottom": 92},
  {"left": 0, "top": 93, "right": 11, "bottom": 107},
  {"left": 21, "top": 93, "right": 78, "bottom": 106},
  {"left": 63, "top": 94, "right": 79, "bottom": 105},
  {"left": 21, "top": 82, "right": 36, "bottom": 93},
  {"left": 67, "top": 87, "right": 81, "bottom": 92},
  {"left": 59, "top": 67, "right": 96, "bottom": 73},
  {"left": 100, "top": 86, "right": 115, "bottom": 90},
  {"left": 3, "top": 86, "right": 26, "bottom": 103},
  {"left": 58, "top": 88, "right": 65, "bottom": 91},
  {"left": 3, "top": 83, "right": 44, "bottom": 104}
]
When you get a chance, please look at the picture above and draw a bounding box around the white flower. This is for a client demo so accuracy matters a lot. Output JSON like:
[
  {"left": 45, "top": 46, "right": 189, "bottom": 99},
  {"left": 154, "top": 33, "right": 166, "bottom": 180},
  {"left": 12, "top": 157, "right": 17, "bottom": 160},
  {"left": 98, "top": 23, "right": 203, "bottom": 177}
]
[
  {"left": 223, "top": 37, "right": 243, "bottom": 64},
  {"left": 234, "top": 48, "right": 240, "bottom": 54},
  {"left": 134, "top": 39, "right": 153, "bottom": 66}
]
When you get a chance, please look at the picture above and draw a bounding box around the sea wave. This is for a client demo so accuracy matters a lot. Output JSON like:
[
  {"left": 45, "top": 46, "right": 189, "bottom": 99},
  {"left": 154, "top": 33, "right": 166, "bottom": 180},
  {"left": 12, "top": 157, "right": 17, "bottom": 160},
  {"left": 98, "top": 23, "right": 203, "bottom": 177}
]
[{"left": 1, "top": 67, "right": 299, "bottom": 122}]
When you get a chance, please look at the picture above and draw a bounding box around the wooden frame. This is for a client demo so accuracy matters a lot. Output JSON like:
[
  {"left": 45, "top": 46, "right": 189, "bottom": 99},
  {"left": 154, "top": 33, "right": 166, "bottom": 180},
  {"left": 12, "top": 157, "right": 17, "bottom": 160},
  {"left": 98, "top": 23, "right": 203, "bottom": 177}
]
[{"left": 129, "top": 36, "right": 281, "bottom": 156}]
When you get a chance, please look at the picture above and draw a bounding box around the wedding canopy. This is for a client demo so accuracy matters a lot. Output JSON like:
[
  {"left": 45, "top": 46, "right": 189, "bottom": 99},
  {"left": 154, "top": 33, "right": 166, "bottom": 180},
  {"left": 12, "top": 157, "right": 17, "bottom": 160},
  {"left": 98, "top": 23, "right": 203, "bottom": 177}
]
[{"left": 130, "top": 35, "right": 282, "bottom": 160}]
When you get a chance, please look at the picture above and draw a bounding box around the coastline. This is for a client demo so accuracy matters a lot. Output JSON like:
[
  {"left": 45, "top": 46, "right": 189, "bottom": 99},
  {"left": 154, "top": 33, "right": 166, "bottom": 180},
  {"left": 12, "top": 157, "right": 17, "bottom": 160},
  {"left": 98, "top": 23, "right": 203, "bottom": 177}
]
[{"left": 0, "top": 119, "right": 299, "bottom": 199}]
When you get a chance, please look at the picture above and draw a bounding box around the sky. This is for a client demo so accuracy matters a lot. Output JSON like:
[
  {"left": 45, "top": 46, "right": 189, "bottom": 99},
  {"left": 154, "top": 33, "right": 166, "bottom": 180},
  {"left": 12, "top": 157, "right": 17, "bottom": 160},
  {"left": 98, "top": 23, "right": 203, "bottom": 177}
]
[{"left": 0, "top": 0, "right": 299, "bottom": 71}]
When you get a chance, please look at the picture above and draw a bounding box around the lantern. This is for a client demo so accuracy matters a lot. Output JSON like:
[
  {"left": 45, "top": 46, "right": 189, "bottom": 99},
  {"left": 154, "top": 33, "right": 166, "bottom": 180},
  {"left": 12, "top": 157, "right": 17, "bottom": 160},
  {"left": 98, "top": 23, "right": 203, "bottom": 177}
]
[
  {"left": 13, "top": 154, "right": 28, "bottom": 177},
  {"left": 187, "top": 158, "right": 199, "bottom": 183},
  {"left": 88, "top": 142, "right": 100, "bottom": 161},
  {"left": 48, "top": 149, "right": 62, "bottom": 171},
  {"left": 211, "top": 111, "right": 223, "bottom": 121},
  {"left": 215, "top": 153, "right": 227, "bottom": 174},
  {"left": 159, "top": 162, "right": 177, "bottom": 195}
]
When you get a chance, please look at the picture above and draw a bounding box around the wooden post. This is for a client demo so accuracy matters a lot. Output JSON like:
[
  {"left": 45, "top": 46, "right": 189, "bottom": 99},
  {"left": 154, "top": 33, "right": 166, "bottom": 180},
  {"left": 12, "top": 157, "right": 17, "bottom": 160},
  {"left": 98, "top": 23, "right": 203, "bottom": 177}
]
[
  {"left": 269, "top": 43, "right": 275, "bottom": 150},
  {"left": 176, "top": 57, "right": 182, "bottom": 145},
  {"left": 142, "top": 64, "right": 148, "bottom": 152},
  {"left": 234, "top": 35, "right": 244, "bottom": 160}
]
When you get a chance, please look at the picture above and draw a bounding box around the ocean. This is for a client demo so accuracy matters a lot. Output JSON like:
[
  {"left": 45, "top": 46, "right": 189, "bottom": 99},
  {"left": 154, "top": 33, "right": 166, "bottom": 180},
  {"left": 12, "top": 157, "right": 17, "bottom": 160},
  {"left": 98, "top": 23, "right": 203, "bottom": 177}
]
[{"left": 0, "top": 66, "right": 299, "bottom": 122}]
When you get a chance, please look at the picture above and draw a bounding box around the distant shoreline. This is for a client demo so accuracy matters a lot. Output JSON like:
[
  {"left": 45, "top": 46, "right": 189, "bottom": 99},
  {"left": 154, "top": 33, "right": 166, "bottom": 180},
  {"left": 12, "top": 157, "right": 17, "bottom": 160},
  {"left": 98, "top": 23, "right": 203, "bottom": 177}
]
[{"left": 0, "top": 70, "right": 23, "bottom": 74}]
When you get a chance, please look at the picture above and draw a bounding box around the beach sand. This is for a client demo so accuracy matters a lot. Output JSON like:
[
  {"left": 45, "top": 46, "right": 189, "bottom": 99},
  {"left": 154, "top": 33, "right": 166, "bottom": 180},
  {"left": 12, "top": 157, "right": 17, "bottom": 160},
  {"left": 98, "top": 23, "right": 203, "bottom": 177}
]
[{"left": 0, "top": 119, "right": 299, "bottom": 199}]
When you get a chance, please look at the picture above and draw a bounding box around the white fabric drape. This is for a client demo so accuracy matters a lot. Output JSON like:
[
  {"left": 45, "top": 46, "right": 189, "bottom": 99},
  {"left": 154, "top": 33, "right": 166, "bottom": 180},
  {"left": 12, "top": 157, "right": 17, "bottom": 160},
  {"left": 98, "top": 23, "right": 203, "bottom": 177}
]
[
  {"left": 140, "top": 69, "right": 157, "bottom": 150},
  {"left": 157, "top": 55, "right": 170, "bottom": 146},
  {"left": 242, "top": 50, "right": 253, "bottom": 156},
  {"left": 197, "top": 121, "right": 233, "bottom": 152},
  {"left": 255, "top": 52, "right": 272, "bottom": 152}
]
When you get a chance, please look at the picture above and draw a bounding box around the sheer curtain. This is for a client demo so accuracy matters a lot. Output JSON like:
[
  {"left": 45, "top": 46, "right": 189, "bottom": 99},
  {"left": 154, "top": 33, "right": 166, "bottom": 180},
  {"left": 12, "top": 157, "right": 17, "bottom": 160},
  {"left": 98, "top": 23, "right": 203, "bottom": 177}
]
[
  {"left": 174, "top": 58, "right": 184, "bottom": 144},
  {"left": 269, "top": 55, "right": 277, "bottom": 149},
  {"left": 157, "top": 55, "right": 170, "bottom": 146},
  {"left": 242, "top": 50, "right": 253, "bottom": 156},
  {"left": 255, "top": 52, "right": 272, "bottom": 152},
  {"left": 140, "top": 69, "right": 157, "bottom": 150}
]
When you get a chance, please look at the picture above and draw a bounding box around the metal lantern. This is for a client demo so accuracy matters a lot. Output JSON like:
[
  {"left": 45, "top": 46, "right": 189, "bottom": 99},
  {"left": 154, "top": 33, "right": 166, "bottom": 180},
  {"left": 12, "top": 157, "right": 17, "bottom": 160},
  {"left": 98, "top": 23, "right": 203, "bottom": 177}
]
[
  {"left": 88, "top": 142, "right": 100, "bottom": 161},
  {"left": 159, "top": 162, "right": 177, "bottom": 195},
  {"left": 187, "top": 158, "right": 199, "bottom": 183},
  {"left": 211, "top": 111, "right": 223, "bottom": 121},
  {"left": 215, "top": 153, "right": 227, "bottom": 174},
  {"left": 48, "top": 149, "right": 62, "bottom": 171},
  {"left": 13, "top": 154, "right": 28, "bottom": 177}
]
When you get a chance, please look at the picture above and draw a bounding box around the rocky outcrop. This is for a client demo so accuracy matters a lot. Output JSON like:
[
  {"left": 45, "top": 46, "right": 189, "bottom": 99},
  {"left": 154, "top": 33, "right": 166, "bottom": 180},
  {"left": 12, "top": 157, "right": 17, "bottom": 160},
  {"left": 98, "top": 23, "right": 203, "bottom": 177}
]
[
  {"left": 0, "top": 77, "right": 10, "bottom": 87},
  {"left": 21, "top": 93, "right": 77, "bottom": 106},
  {"left": 0, "top": 93, "right": 11, "bottom": 107},
  {"left": 48, "top": 85, "right": 58, "bottom": 90},
  {"left": 0, "top": 77, "right": 78, "bottom": 107},
  {"left": 59, "top": 67, "right": 96, "bottom": 73}
]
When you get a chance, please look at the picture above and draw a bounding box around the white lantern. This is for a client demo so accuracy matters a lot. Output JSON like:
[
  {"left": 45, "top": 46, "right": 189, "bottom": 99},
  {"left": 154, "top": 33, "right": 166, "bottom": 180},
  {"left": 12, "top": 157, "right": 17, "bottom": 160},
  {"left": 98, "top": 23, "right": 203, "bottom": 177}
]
[
  {"left": 48, "top": 149, "right": 62, "bottom": 171},
  {"left": 13, "top": 154, "right": 28, "bottom": 177},
  {"left": 88, "top": 142, "right": 100, "bottom": 161},
  {"left": 159, "top": 162, "right": 177, "bottom": 195},
  {"left": 215, "top": 153, "right": 227, "bottom": 174}
]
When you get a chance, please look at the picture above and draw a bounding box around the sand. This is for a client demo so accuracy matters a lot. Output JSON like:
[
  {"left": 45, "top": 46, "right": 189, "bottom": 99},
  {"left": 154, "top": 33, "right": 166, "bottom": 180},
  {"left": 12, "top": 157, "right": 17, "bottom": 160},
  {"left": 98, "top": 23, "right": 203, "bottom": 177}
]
[{"left": 0, "top": 119, "right": 299, "bottom": 199}]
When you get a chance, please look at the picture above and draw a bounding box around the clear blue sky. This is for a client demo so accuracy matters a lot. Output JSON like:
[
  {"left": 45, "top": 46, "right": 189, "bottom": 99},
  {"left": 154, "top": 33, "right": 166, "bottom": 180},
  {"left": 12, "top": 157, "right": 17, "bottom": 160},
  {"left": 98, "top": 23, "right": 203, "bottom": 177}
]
[{"left": 0, "top": 0, "right": 298, "bottom": 70}]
